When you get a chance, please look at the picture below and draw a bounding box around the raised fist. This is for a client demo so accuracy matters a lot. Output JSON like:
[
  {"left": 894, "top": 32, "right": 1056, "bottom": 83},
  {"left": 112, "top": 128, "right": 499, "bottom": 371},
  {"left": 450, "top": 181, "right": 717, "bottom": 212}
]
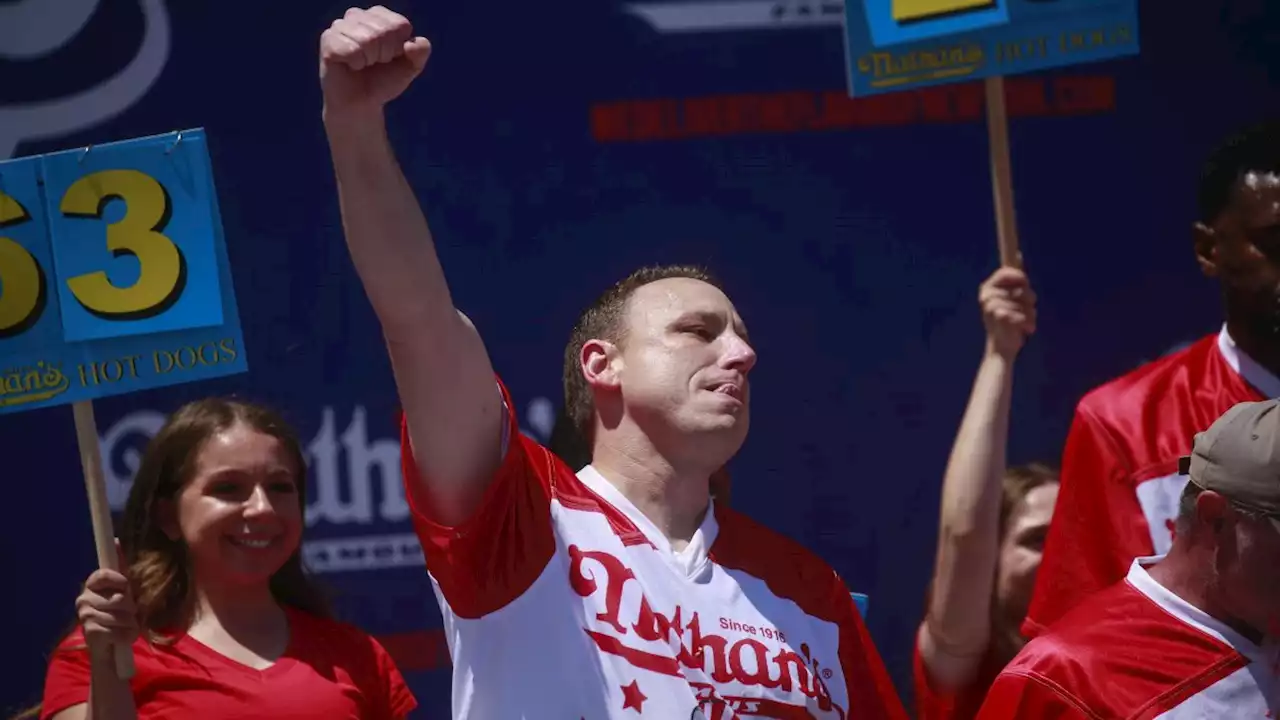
[
  {"left": 320, "top": 6, "right": 432, "bottom": 117},
  {"left": 979, "top": 266, "right": 1037, "bottom": 359}
]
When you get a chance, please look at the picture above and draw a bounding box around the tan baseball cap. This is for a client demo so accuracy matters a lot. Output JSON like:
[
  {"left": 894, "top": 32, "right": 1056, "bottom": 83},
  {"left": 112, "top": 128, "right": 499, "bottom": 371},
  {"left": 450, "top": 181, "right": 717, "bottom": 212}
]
[{"left": 1183, "top": 399, "right": 1280, "bottom": 516}]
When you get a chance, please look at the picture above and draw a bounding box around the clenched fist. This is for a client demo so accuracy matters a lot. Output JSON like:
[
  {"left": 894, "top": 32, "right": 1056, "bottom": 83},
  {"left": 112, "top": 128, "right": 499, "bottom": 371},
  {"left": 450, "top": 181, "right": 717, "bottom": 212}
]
[
  {"left": 979, "top": 267, "right": 1037, "bottom": 359},
  {"left": 320, "top": 6, "right": 432, "bottom": 117}
]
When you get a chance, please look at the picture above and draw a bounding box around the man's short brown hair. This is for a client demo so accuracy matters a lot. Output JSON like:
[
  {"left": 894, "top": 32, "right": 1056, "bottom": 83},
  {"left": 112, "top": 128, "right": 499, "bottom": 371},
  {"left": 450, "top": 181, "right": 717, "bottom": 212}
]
[{"left": 561, "top": 264, "right": 721, "bottom": 447}]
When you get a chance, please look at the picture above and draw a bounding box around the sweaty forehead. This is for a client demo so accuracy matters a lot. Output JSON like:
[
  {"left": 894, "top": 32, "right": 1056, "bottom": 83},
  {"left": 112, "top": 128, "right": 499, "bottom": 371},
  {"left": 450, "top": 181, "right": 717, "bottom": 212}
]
[
  {"left": 625, "top": 277, "right": 739, "bottom": 325},
  {"left": 1235, "top": 171, "right": 1280, "bottom": 223}
]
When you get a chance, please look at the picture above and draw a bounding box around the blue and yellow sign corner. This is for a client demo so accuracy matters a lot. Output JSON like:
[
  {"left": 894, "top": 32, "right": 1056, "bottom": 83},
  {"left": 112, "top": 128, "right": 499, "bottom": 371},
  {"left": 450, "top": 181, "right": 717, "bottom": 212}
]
[
  {"left": 843, "top": 0, "right": 1141, "bottom": 97},
  {"left": 0, "top": 129, "right": 246, "bottom": 416}
]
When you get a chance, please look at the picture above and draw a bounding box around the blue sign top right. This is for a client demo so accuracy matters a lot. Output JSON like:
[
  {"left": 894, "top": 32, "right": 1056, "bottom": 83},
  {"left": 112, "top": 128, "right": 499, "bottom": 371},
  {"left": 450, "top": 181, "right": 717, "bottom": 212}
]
[{"left": 843, "top": 0, "right": 1140, "bottom": 97}]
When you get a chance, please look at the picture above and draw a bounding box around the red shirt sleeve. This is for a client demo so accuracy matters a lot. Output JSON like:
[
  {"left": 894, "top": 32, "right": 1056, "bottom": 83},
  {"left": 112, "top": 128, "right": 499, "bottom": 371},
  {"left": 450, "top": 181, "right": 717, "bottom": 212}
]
[
  {"left": 1022, "top": 405, "right": 1152, "bottom": 638},
  {"left": 975, "top": 671, "right": 1091, "bottom": 720},
  {"left": 912, "top": 638, "right": 997, "bottom": 720},
  {"left": 40, "top": 631, "right": 94, "bottom": 720},
  {"left": 366, "top": 634, "right": 418, "bottom": 719},
  {"left": 401, "top": 376, "right": 557, "bottom": 618},
  {"left": 833, "top": 579, "right": 909, "bottom": 720}
]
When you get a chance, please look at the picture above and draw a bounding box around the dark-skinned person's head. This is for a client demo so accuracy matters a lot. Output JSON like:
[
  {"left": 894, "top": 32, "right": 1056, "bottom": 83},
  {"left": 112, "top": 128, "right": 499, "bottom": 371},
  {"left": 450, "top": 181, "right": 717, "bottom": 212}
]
[{"left": 1195, "top": 121, "right": 1280, "bottom": 350}]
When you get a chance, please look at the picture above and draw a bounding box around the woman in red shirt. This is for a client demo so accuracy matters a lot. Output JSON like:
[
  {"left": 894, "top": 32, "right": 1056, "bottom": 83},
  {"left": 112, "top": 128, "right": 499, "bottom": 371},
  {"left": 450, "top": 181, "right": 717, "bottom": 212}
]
[
  {"left": 32, "top": 398, "right": 417, "bottom": 720},
  {"left": 914, "top": 267, "right": 1059, "bottom": 720}
]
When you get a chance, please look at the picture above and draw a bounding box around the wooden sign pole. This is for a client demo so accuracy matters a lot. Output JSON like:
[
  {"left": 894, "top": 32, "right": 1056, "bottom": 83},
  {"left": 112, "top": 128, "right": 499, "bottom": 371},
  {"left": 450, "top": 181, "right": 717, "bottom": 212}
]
[
  {"left": 72, "top": 400, "right": 136, "bottom": 680},
  {"left": 984, "top": 76, "right": 1021, "bottom": 268}
]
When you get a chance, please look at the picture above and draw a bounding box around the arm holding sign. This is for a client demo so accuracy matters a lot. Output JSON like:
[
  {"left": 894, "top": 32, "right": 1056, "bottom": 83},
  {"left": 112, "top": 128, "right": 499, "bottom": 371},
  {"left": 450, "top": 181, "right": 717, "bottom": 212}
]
[
  {"left": 320, "top": 7, "right": 503, "bottom": 526},
  {"left": 917, "top": 269, "right": 1043, "bottom": 700},
  {"left": 47, "top": 567, "right": 140, "bottom": 720}
]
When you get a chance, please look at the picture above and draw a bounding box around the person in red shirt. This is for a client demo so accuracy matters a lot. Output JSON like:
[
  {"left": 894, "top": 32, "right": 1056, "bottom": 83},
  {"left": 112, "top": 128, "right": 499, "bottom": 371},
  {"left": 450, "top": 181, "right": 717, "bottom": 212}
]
[
  {"left": 1024, "top": 120, "right": 1280, "bottom": 640},
  {"left": 319, "top": 7, "right": 907, "bottom": 716},
  {"left": 32, "top": 398, "right": 417, "bottom": 720},
  {"left": 978, "top": 399, "right": 1280, "bottom": 718},
  {"left": 914, "top": 267, "right": 1059, "bottom": 720}
]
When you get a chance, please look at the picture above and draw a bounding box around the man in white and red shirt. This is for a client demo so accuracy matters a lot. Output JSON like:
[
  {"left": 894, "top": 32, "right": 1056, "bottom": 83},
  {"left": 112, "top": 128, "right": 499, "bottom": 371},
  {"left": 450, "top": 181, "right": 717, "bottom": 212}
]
[
  {"left": 319, "top": 7, "right": 907, "bottom": 718},
  {"left": 979, "top": 399, "right": 1280, "bottom": 718},
  {"left": 1024, "top": 120, "right": 1280, "bottom": 639}
]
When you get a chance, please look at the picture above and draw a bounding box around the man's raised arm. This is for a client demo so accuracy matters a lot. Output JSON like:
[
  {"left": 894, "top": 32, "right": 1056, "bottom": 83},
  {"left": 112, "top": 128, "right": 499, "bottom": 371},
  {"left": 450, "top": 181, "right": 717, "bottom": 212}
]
[{"left": 319, "top": 6, "right": 502, "bottom": 525}]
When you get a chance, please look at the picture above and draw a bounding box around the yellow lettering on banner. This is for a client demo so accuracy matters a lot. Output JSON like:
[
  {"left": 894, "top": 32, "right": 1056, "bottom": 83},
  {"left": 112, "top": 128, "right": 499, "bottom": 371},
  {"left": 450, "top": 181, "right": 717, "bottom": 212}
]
[
  {"left": 0, "top": 193, "right": 43, "bottom": 338},
  {"left": 892, "top": 0, "right": 995, "bottom": 23},
  {"left": 153, "top": 338, "right": 239, "bottom": 374},
  {"left": 219, "top": 338, "right": 239, "bottom": 363},
  {"left": 995, "top": 36, "right": 1049, "bottom": 64},
  {"left": 61, "top": 170, "right": 186, "bottom": 320},
  {"left": 0, "top": 360, "right": 70, "bottom": 407},
  {"left": 859, "top": 43, "right": 985, "bottom": 87},
  {"left": 77, "top": 355, "right": 143, "bottom": 387},
  {"left": 1060, "top": 23, "right": 1133, "bottom": 54}
]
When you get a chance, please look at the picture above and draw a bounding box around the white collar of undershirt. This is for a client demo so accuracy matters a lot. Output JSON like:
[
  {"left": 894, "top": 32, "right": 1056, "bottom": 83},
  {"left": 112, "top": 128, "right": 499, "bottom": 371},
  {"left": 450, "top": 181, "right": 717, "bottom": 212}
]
[
  {"left": 576, "top": 464, "right": 718, "bottom": 581},
  {"left": 1126, "top": 556, "right": 1269, "bottom": 664},
  {"left": 1217, "top": 324, "right": 1280, "bottom": 398}
]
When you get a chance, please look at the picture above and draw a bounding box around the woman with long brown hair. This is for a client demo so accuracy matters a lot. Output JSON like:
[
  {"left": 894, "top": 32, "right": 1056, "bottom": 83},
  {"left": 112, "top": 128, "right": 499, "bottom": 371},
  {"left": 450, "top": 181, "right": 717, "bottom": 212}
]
[{"left": 33, "top": 398, "right": 416, "bottom": 719}]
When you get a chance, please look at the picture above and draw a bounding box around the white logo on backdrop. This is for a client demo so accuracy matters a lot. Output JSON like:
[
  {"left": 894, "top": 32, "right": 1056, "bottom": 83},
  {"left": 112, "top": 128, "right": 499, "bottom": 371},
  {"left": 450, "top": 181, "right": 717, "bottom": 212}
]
[
  {"left": 0, "top": 0, "right": 171, "bottom": 160},
  {"left": 622, "top": 0, "right": 844, "bottom": 34},
  {"left": 100, "top": 399, "right": 559, "bottom": 573}
]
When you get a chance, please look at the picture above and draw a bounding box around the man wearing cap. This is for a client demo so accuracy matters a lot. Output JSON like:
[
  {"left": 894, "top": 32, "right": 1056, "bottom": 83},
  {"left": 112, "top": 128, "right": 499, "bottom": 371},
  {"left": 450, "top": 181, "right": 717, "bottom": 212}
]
[{"left": 975, "top": 399, "right": 1280, "bottom": 718}]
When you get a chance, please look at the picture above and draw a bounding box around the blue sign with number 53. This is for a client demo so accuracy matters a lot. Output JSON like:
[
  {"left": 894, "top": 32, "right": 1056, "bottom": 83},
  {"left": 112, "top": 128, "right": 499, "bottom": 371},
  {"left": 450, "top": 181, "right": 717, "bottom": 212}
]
[{"left": 0, "top": 129, "right": 247, "bottom": 414}]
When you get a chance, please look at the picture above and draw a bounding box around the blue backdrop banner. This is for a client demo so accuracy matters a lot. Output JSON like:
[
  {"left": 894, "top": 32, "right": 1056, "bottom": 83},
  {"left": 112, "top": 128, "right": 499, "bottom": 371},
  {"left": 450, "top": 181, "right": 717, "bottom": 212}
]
[{"left": 3, "top": 1, "right": 1279, "bottom": 718}]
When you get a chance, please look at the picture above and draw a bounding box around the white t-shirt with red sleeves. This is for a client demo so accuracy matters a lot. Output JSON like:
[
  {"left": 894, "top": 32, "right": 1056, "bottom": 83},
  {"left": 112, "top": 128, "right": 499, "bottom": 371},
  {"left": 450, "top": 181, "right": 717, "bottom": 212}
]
[
  {"left": 980, "top": 557, "right": 1280, "bottom": 719},
  {"left": 400, "top": 379, "right": 907, "bottom": 719}
]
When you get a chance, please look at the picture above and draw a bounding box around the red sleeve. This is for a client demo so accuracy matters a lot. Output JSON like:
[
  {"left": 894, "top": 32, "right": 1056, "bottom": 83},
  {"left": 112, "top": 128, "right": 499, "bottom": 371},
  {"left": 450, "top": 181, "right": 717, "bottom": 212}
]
[
  {"left": 401, "top": 376, "right": 557, "bottom": 618},
  {"left": 367, "top": 634, "right": 418, "bottom": 719},
  {"left": 912, "top": 638, "right": 994, "bottom": 720},
  {"left": 39, "top": 632, "right": 92, "bottom": 720},
  {"left": 834, "top": 580, "right": 909, "bottom": 720},
  {"left": 1022, "top": 406, "right": 1152, "bottom": 638},
  {"left": 974, "top": 671, "right": 1091, "bottom": 720}
]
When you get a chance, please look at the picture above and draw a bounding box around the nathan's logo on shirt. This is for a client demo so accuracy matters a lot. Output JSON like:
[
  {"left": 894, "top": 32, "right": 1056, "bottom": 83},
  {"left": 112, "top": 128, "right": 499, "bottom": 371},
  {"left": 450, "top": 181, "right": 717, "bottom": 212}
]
[
  {"left": 688, "top": 682, "right": 842, "bottom": 719},
  {"left": 568, "top": 545, "right": 847, "bottom": 717}
]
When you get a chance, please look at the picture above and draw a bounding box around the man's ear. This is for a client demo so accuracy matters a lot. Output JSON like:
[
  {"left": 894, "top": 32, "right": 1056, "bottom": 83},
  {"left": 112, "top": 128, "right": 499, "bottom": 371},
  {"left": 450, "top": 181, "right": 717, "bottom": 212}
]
[
  {"left": 1194, "top": 222, "right": 1220, "bottom": 278},
  {"left": 581, "top": 339, "right": 621, "bottom": 391},
  {"left": 1194, "top": 490, "right": 1231, "bottom": 533}
]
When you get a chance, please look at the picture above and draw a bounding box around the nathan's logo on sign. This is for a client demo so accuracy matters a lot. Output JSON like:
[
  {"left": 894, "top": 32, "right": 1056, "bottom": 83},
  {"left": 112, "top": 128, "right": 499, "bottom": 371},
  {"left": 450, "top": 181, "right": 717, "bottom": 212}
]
[
  {"left": 0, "top": 130, "right": 248, "bottom": 416},
  {"left": 0, "top": 339, "right": 243, "bottom": 410},
  {"left": 0, "top": 361, "right": 71, "bottom": 407},
  {"left": 569, "top": 545, "right": 846, "bottom": 716}
]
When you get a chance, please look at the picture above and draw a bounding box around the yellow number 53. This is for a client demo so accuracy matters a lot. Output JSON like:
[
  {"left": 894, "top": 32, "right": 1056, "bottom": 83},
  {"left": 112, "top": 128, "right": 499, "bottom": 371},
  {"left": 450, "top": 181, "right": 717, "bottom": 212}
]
[
  {"left": 893, "top": 0, "right": 997, "bottom": 22},
  {"left": 0, "top": 170, "right": 184, "bottom": 337}
]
